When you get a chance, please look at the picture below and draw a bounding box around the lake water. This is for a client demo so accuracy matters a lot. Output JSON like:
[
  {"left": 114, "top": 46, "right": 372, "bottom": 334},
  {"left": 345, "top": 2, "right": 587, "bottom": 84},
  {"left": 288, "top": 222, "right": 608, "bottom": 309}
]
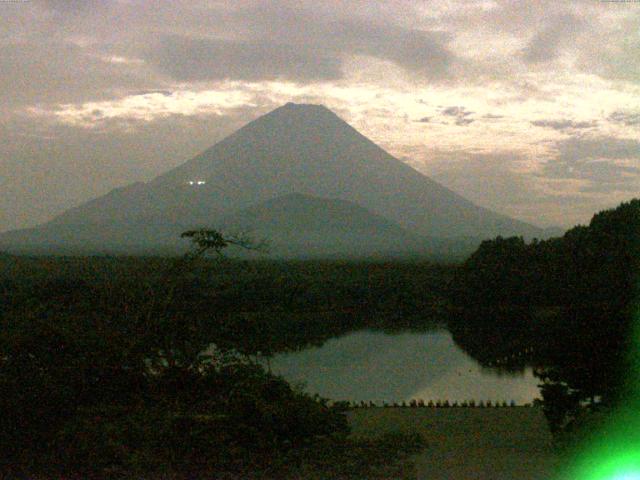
[{"left": 267, "top": 329, "right": 541, "bottom": 405}]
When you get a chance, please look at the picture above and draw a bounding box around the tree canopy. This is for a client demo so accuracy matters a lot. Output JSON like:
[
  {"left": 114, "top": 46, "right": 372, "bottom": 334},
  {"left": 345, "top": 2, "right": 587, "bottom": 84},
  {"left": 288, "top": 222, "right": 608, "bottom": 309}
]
[{"left": 451, "top": 199, "right": 640, "bottom": 434}]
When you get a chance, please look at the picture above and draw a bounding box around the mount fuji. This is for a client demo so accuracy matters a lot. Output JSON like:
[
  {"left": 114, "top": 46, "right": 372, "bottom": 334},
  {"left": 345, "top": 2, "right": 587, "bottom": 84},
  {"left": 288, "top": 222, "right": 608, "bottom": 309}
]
[{"left": 0, "top": 103, "right": 543, "bottom": 257}]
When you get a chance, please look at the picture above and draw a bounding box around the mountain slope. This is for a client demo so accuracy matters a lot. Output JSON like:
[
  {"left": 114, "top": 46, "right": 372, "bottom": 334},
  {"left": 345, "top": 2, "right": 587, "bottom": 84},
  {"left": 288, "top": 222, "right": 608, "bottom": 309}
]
[
  {"left": 217, "top": 193, "right": 427, "bottom": 258},
  {"left": 0, "top": 102, "right": 543, "bottom": 254}
]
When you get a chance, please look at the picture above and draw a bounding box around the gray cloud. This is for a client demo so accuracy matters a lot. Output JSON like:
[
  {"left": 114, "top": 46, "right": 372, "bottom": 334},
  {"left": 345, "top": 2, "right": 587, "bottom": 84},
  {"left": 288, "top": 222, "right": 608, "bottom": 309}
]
[
  {"left": 424, "top": 144, "right": 637, "bottom": 227},
  {"left": 555, "top": 136, "right": 640, "bottom": 163},
  {"left": 531, "top": 119, "right": 598, "bottom": 131},
  {"left": 0, "top": 106, "right": 267, "bottom": 232},
  {"left": 521, "top": 14, "right": 583, "bottom": 64},
  {"left": 545, "top": 159, "right": 639, "bottom": 183},
  {"left": 426, "top": 150, "right": 583, "bottom": 227},
  {"left": 575, "top": 11, "right": 640, "bottom": 84},
  {"left": 454, "top": 118, "right": 474, "bottom": 126},
  {"left": 609, "top": 110, "right": 640, "bottom": 127},
  {"left": 539, "top": 136, "right": 640, "bottom": 193},
  {"left": 37, "top": 0, "right": 101, "bottom": 10},
  {"left": 150, "top": 35, "right": 343, "bottom": 82},
  {"left": 1, "top": 0, "right": 634, "bottom": 111},
  {"left": 0, "top": 41, "right": 155, "bottom": 108},
  {"left": 226, "top": 3, "right": 455, "bottom": 78},
  {"left": 145, "top": 8, "right": 454, "bottom": 83},
  {"left": 441, "top": 106, "right": 473, "bottom": 117},
  {"left": 430, "top": 152, "right": 537, "bottom": 205},
  {"left": 337, "top": 20, "right": 453, "bottom": 78},
  {"left": 440, "top": 106, "right": 475, "bottom": 126}
]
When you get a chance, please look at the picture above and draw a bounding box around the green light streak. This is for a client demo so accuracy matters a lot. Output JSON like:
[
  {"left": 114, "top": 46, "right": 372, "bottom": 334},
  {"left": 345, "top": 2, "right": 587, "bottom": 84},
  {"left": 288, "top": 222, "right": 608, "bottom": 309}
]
[
  {"left": 612, "top": 473, "right": 640, "bottom": 480},
  {"left": 559, "top": 305, "right": 640, "bottom": 480}
]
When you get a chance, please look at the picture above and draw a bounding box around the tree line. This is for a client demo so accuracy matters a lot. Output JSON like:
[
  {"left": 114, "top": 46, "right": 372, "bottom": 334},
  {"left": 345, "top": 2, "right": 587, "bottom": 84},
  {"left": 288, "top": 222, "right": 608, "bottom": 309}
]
[
  {"left": 0, "top": 231, "right": 426, "bottom": 478},
  {"left": 450, "top": 199, "right": 640, "bottom": 436}
]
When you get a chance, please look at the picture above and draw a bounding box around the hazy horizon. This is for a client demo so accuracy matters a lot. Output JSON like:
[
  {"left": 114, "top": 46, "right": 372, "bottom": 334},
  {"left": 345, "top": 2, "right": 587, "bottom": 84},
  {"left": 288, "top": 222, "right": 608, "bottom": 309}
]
[{"left": 2, "top": 1, "right": 639, "bottom": 232}]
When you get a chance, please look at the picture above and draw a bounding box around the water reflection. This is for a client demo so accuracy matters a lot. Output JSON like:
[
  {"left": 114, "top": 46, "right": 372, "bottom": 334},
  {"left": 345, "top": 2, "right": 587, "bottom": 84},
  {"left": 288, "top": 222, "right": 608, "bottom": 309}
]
[{"left": 267, "top": 329, "right": 541, "bottom": 404}]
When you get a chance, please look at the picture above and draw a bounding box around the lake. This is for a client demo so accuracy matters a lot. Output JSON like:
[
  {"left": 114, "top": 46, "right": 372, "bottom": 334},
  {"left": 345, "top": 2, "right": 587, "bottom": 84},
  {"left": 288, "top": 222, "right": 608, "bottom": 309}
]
[{"left": 266, "top": 329, "right": 541, "bottom": 405}]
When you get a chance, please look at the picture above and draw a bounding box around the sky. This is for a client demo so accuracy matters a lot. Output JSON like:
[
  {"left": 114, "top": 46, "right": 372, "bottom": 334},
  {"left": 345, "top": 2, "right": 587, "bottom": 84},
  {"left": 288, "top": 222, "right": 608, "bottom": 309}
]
[{"left": 1, "top": 0, "right": 639, "bottom": 232}]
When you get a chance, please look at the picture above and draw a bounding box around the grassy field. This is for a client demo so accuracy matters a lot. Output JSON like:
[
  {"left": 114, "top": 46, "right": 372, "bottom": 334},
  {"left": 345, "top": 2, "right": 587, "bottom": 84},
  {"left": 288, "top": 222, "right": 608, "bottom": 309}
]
[{"left": 349, "top": 407, "right": 561, "bottom": 480}]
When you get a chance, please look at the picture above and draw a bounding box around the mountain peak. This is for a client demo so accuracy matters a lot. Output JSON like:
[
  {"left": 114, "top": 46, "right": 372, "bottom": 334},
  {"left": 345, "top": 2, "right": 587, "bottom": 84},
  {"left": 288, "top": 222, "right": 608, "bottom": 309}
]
[
  {"left": 0, "top": 102, "right": 544, "bottom": 254},
  {"left": 281, "top": 101, "right": 329, "bottom": 110},
  {"left": 268, "top": 102, "right": 337, "bottom": 121},
  {"left": 213, "top": 101, "right": 356, "bottom": 153}
]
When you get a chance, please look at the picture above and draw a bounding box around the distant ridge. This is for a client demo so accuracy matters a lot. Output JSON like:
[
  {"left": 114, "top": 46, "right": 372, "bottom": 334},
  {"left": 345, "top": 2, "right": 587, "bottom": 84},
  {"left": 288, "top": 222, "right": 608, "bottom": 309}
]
[
  {"left": 217, "top": 193, "right": 427, "bottom": 258},
  {"left": 0, "top": 102, "right": 543, "bottom": 257},
  {"left": 220, "top": 193, "right": 413, "bottom": 235}
]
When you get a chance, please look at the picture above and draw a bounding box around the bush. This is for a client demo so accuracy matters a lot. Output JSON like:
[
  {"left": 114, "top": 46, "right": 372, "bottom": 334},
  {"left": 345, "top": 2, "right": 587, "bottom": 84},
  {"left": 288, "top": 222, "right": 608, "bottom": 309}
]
[{"left": 0, "top": 306, "right": 350, "bottom": 478}]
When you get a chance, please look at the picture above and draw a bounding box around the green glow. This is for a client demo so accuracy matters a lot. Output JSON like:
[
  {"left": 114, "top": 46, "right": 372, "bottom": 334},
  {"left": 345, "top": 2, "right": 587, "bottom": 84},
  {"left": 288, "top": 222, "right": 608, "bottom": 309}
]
[
  {"left": 562, "top": 413, "right": 640, "bottom": 479},
  {"left": 611, "top": 474, "right": 640, "bottom": 480},
  {"left": 559, "top": 304, "right": 640, "bottom": 480}
]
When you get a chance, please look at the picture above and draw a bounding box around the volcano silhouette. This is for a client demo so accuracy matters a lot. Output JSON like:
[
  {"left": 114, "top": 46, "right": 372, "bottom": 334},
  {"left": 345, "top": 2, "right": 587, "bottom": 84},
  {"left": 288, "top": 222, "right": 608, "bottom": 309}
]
[{"left": 0, "top": 102, "right": 542, "bottom": 256}]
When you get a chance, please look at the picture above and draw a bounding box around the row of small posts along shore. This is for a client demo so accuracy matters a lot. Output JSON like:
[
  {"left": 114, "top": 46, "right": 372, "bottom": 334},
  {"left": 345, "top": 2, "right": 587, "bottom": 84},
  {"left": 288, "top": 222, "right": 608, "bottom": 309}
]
[{"left": 332, "top": 399, "right": 536, "bottom": 409}]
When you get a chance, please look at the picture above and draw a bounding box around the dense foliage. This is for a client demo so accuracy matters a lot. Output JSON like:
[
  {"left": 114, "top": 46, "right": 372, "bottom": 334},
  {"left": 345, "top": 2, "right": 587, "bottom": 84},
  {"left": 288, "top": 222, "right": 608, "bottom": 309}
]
[
  {"left": 455, "top": 199, "right": 640, "bottom": 308},
  {"left": 0, "top": 240, "right": 432, "bottom": 478},
  {"left": 0, "top": 255, "right": 451, "bottom": 357},
  {"left": 6, "top": 198, "right": 636, "bottom": 473},
  {"left": 450, "top": 199, "right": 640, "bottom": 435}
]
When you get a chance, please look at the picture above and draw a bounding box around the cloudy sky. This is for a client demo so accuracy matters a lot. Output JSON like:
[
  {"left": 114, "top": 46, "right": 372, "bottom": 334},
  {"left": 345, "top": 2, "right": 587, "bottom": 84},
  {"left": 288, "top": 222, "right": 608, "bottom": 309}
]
[{"left": 1, "top": 0, "right": 639, "bottom": 232}]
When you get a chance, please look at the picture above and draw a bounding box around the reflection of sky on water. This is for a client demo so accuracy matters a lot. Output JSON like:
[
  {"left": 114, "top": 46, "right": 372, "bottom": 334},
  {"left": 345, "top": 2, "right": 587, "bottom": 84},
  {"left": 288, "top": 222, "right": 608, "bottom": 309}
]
[{"left": 267, "top": 330, "right": 541, "bottom": 404}]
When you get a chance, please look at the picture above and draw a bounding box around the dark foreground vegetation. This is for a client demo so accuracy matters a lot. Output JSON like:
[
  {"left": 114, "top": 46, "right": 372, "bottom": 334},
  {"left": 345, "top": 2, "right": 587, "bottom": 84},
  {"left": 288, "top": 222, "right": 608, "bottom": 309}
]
[
  {"left": 451, "top": 199, "right": 640, "bottom": 444},
  {"left": 1, "top": 199, "right": 638, "bottom": 477},
  {"left": 1, "top": 253, "right": 451, "bottom": 357},
  {"left": 0, "top": 233, "right": 431, "bottom": 478}
]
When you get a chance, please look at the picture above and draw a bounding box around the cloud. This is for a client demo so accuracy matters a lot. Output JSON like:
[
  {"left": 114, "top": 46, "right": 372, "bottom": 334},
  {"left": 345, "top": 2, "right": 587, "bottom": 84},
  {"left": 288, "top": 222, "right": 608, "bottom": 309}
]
[
  {"left": 337, "top": 20, "right": 453, "bottom": 79},
  {"left": 423, "top": 145, "right": 636, "bottom": 228},
  {"left": 145, "top": 8, "right": 455, "bottom": 84},
  {"left": 0, "top": 107, "right": 265, "bottom": 232},
  {"left": 609, "top": 110, "right": 640, "bottom": 127},
  {"left": 574, "top": 11, "right": 640, "bottom": 84},
  {"left": 31, "top": 89, "right": 257, "bottom": 127},
  {"left": 425, "top": 149, "right": 584, "bottom": 227},
  {"left": 149, "top": 35, "right": 343, "bottom": 83},
  {"left": 429, "top": 151, "right": 536, "bottom": 204},
  {"left": 1, "top": 0, "right": 639, "bottom": 233},
  {"left": 521, "top": 13, "right": 583, "bottom": 64},
  {"left": 555, "top": 136, "right": 640, "bottom": 163},
  {"left": 530, "top": 119, "right": 598, "bottom": 131},
  {"left": 35, "top": 0, "right": 110, "bottom": 13},
  {"left": 441, "top": 106, "right": 473, "bottom": 117},
  {"left": 454, "top": 118, "right": 475, "bottom": 126},
  {"left": 0, "top": 41, "right": 154, "bottom": 109},
  {"left": 225, "top": 3, "right": 456, "bottom": 79},
  {"left": 440, "top": 106, "right": 475, "bottom": 126},
  {"left": 539, "top": 136, "right": 640, "bottom": 193}
]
